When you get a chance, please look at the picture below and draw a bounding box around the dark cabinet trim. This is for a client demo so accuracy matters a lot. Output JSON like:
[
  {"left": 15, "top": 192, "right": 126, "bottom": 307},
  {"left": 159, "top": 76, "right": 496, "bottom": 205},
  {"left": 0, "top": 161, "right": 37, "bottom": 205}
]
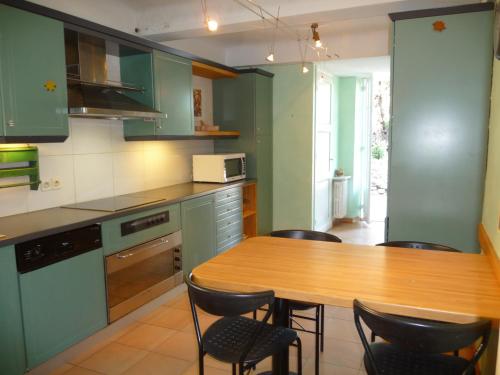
[
  {"left": 389, "top": 3, "right": 494, "bottom": 21},
  {"left": 0, "top": 0, "right": 239, "bottom": 75},
  {"left": 0, "top": 136, "right": 68, "bottom": 143}
]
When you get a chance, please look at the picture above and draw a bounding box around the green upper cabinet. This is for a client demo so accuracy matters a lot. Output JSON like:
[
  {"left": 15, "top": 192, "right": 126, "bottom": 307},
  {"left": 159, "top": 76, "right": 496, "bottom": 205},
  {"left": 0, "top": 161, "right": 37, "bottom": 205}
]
[
  {"left": 0, "top": 246, "right": 26, "bottom": 375},
  {"left": 0, "top": 5, "right": 68, "bottom": 142},
  {"left": 181, "top": 194, "right": 216, "bottom": 274},
  {"left": 214, "top": 72, "right": 273, "bottom": 234},
  {"left": 122, "top": 50, "right": 193, "bottom": 139}
]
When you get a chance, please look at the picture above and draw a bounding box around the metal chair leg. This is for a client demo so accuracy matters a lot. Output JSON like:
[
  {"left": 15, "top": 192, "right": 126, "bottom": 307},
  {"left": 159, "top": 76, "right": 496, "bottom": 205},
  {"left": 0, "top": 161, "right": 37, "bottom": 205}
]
[
  {"left": 314, "top": 306, "right": 320, "bottom": 375},
  {"left": 198, "top": 350, "right": 204, "bottom": 375},
  {"left": 232, "top": 363, "right": 237, "bottom": 375},
  {"left": 252, "top": 310, "right": 257, "bottom": 320},
  {"left": 320, "top": 304, "right": 325, "bottom": 352},
  {"left": 371, "top": 331, "right": 376, "bottom": 343},
  {"left": 238, "top": 363, "right": 245, "bottom": 375},
  {"left": 296, "top": 336, "right": 303, "bottom": 375}
]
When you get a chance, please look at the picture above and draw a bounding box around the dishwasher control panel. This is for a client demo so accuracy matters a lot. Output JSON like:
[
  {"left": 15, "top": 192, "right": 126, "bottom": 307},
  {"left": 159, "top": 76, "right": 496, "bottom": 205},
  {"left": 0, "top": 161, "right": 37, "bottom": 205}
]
[
  {"left": 120, "top": 210, "right": 170, "bottom": 236},
  {"left": 15, "top": 224, "right": 102, "bottom": 273}
]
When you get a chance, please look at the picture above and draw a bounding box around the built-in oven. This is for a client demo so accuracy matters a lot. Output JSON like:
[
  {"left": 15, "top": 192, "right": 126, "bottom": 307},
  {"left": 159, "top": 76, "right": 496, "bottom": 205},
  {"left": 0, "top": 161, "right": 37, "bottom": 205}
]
[{"left": 105, "top": 230, "right": 183, "bottom": 323}]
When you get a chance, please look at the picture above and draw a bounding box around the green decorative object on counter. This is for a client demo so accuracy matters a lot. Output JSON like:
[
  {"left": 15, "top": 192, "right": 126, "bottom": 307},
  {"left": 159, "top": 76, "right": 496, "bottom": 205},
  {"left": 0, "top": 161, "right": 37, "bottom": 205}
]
[{"left": 0, "top": 146, "right": 40, "bottom": 190}]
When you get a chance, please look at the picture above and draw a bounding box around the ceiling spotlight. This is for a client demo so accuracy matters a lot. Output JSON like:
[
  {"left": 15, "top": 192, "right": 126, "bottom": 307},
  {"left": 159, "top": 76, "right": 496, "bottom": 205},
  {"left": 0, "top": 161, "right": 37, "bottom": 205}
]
[
  {"left": 302, "top": 65, "right": 309, "bottom": 74},
  {"left": 207, "top": 18, "right": 218, "bottom": 32},
  {"left": 266, "top": 53, "right": 275, "bottom": 62},
  {"left": 311, "top": 23, "right": 321, "bottom": 48}
]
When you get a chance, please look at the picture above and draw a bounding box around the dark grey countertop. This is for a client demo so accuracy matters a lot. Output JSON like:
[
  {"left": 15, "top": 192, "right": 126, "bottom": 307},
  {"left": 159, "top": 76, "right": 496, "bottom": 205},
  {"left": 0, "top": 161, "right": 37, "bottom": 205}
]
[{"left": 0, "top": 180, "right": 254, "bottom": 247}]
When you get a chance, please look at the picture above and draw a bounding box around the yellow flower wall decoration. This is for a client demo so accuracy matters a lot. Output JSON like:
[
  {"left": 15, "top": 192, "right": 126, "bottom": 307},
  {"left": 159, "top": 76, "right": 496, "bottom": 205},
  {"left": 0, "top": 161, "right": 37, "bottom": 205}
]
[{"left": 44, "top": 80, "right": 57, "bottom": 92}]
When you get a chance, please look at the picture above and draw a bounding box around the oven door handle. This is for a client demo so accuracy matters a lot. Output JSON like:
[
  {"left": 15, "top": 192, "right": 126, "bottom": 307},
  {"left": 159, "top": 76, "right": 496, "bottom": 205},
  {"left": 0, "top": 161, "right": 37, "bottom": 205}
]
[
  {"left": 114, "top": 240, "right": 169, "bottom": 259},
  {"left": 115, "top": 252, "right": 135, "bottom": 259}
]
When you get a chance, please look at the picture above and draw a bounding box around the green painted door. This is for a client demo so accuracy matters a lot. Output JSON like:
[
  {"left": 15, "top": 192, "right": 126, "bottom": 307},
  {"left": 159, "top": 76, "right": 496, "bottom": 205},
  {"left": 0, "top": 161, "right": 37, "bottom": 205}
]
[
  {"left": 154, "top": 51, "right": 194, "bottom": 136},
  {"left": 256, "top": 135, "right": 273, "bottom": 234},
  {"left": 20, "top": 249, "right": 107, "bottom": 369},
  {"left": 0, "top": 246, "right": 26, "bottom": 375},
  {"left": 181, "top": 194, "right": 216, "bottom": 273},
  {"left": 388, "top": 11, "right": 493, "bottom": 252},
  {"left": 0, "top": 5, "right": 68, "bottom": 138}
]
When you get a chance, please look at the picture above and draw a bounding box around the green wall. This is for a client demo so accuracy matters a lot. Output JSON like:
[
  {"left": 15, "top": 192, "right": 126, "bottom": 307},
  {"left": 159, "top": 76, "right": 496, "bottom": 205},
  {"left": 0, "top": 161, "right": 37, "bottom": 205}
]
[
  {"left": 337, "top": 77, "right": 361, "bottom": 218},
  {"left": 330, "top": 75, "right": 340, "bottom": 172},
  {"left": 482, "top": 58, "right": 500, "bottom": 256},
  {"left": 264, "top": 63, "right": 315, "bottom": 230}
]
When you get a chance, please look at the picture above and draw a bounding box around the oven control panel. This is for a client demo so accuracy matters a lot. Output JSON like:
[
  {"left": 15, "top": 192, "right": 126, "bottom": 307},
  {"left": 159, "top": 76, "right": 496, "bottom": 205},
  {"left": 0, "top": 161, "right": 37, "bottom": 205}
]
[{"left": 121, "top": 211, "right": 170, "bottom": 236}]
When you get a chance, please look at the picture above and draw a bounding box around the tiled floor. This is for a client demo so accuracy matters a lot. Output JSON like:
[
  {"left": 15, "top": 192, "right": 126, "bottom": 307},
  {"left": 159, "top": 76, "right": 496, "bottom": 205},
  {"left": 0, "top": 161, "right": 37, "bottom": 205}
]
[
  {"left": 40, "top": 290, "right": 369, "bottom": 375},
  {"left": 330, "top": 221, "right": 385, "bottom": 246}
]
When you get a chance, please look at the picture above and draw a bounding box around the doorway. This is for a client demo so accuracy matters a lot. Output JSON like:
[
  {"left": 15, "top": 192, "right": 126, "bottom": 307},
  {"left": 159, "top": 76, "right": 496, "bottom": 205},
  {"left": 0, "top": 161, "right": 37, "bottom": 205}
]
[{"left": 315, "top": 57, "right": 390, "bottom": 244}]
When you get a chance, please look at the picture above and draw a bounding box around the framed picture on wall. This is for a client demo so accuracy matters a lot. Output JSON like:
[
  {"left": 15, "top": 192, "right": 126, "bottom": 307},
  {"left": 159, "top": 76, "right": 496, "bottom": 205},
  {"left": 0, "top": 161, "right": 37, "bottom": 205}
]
[{"left": 193, "top": 88, "right": 202, "bottom": 117}]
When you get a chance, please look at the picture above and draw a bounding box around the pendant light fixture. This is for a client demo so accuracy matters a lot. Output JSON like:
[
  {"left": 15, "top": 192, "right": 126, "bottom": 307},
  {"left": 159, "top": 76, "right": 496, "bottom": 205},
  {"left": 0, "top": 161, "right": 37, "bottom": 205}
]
[
  {"left": 201, "top": 0, "right": 218, "bottom": 32},
  {"left": 265, "top": 6, "right": 280, "bottom": 62},
  {"left": 311, "top": 23, "right": 321, "bottom": 48}
]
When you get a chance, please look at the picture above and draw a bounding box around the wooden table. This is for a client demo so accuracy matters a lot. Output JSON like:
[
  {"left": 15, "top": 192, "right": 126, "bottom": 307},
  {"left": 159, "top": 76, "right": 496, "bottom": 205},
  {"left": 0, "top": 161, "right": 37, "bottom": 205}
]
[{"left": 192, "top": 237, "right": 500, "bottom": 374}]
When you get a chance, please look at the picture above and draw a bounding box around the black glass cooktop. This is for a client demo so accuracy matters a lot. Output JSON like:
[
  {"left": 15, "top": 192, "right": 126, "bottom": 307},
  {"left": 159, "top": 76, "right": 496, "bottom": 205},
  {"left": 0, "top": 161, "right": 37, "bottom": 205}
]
[{"left": 62, "top": 196, "right": 164, "bottom": 212}]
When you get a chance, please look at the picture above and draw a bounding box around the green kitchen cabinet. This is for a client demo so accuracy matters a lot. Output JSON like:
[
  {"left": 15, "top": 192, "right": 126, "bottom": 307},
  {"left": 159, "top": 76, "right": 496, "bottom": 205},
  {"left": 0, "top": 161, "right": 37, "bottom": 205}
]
[
  {"left": 0, "top": 4, "right": 68, "bottom": 142},
  {"left": 20, "top": 249, "right": 107, "bottom": 369},
  {"left": 387, "top": 9, "right": 493, "bottom": 252},
  {"left": 214, "top": 72, "right": 273, "bottom": 234},
  {"left": 0, "top": 246, "right": 26, "bottom": 375},
  {"left": 181, "top": 194, "right": 216, "bottom": 273},
  {"left": 122, "top": 50, "right": 193, "bottom": 139}
]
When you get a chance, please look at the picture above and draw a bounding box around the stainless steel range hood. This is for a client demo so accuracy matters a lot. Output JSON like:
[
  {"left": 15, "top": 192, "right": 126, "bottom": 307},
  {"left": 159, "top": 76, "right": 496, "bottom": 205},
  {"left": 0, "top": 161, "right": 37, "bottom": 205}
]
[{"left": 65, "top": 31, "right": 164, "bottom": 120}]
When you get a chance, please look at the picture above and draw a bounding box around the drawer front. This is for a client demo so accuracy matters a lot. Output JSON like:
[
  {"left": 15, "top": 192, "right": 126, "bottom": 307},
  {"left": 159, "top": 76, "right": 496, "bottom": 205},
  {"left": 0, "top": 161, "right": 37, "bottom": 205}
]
[
  {"left": 102, "top": 204, "right": 181, "bottom": 255},
  {"left": 217, "top": 221, "right": 242, "bottom": 243},
  {"left": 217, "top": 237, "right": 242, "bottom": 254},
  {"left": 215, "top": 187, "right": 242, "bottom": 206},
  {"left": 216, "top": 212, "right": 242, "bottom": 233},
  {"left": 215, "top": 200, "right": 242, "bottom": 220}
]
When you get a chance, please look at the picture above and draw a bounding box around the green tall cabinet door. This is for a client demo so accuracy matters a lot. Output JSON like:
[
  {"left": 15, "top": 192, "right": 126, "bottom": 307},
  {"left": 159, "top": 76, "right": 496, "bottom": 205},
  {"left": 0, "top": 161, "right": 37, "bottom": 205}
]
[
  {"left": 0, "top": 246, "right": 26, "bottom": 375},
  {"left": 214, "top": 72, "right": 273, "bottom": 234},
  {"left": 0, "top": 5, "right": 68, "bottom": 141},
  {"left": 181, "top": 194, "right": 216, "bottom": 273},
  {"left": 388, "top": 9, "right": 493, "bottom": 252}
]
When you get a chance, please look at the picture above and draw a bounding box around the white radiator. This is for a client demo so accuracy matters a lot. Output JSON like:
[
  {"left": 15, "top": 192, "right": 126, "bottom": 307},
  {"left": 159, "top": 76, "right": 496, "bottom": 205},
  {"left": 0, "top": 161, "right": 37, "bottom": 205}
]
[{"left": 333, "top": 177, "right": 350, "bottom": 219}]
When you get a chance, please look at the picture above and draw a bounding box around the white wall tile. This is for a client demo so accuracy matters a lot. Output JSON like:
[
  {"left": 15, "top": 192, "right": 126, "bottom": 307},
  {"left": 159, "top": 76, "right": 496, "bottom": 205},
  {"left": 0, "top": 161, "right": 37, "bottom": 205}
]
[
  {"left": 27, "top": 156, "right": 76, "bottom": 211},
  {"left": 0, "top": 177, "right": 30, "bottom": 217},
  {"left": 112, "top": 151, "right": 145, "bottom": 195},
  {"left": 71, "top": 118, "right": 112, "bottom": 154},
  {"left": 110, "top": 122, "right": 144, "bottom": 153},
  {"left": 74, "top": 154, "right": 114, "bottom": 202}
]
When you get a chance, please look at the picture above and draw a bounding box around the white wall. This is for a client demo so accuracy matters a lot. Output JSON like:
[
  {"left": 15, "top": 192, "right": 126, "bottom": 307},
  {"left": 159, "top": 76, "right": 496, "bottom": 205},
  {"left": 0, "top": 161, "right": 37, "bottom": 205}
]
[
  {"left": 164, "top": 39, "right": 227, "bottom": 65},
  {"left": 0, "top": 120, "right": 213, "bottom": 218}
]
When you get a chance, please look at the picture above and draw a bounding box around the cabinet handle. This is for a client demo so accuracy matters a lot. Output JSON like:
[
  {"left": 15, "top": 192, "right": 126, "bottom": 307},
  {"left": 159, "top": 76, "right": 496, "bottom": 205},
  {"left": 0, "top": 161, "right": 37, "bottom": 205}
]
[
  {"left": 156, "top": 124, "right": 162, "bottom": 129},
  {"left": 7, "top": 120, "right": 15, "bottom": 127}
]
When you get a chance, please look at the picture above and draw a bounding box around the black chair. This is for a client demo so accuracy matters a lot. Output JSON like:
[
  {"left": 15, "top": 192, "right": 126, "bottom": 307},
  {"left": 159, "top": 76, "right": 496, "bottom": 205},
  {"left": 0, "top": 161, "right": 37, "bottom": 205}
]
[
  {"left": 269, "top": 229, "right": 342, "bottom": 375},
  {"left": 353, "top": 299, "right": 491, "bottom": 375},
  {"left": 377, "top": 241, "right": 461, "bottom": 252},
  {"left": 373, "top": 241, "right": 462, "bottom": 344},
  {"left": 186, "top": 273, "right": 302, "bottom": 375}
]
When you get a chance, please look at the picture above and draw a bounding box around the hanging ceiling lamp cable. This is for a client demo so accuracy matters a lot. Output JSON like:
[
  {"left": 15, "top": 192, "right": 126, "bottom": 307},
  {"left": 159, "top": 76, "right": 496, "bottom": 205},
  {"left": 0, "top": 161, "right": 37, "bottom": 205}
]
[{"left": 201, "top": 0, "right": 218, "bottom": 31}]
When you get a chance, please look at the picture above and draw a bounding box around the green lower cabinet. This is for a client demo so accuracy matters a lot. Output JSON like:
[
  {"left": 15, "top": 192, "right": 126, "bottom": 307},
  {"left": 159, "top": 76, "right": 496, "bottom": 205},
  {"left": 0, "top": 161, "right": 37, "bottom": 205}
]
[
  {"left": 0, "top": 246, "right": 26, "bottom": 375},
  {"left": 181, "top": 194, "right": 216, "bottom": 274},
  {"left": 0, "top": 4, "right": 68, "bottom": 142},
  {"left": 19, "top": 249, "right": 107, "bottom": 369}
]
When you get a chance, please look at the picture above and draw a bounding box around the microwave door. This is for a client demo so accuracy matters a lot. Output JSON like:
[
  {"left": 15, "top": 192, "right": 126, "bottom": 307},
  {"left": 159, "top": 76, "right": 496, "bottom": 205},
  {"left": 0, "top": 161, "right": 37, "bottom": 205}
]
[{"left": 224, "top": 158, "right": 243, "bottom": 181}]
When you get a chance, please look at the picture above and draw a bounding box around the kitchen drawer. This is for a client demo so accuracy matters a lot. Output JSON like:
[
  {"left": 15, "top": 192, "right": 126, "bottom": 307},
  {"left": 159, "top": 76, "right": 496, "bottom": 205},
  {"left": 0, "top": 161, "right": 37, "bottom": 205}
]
[
  {"left": 216, "top": 212, "right": 242, "bottom": 233},
  {"left": 217, "top": 237, "right": 241, "bottom": 254},
  {"left": 215, "top": 200, "right": 242, "bottom": 221},
  {"left": 102, "top": 204, "right": 181, "bottom": 255},
  {"left": 215, "top": 187, "right": 242, "bottom": 206},
  {"left": 217, "top": 221, "right": 242, "bottom": 243},
  {"left": 217, "top": 231, "right": 242, "bottom": 252}
]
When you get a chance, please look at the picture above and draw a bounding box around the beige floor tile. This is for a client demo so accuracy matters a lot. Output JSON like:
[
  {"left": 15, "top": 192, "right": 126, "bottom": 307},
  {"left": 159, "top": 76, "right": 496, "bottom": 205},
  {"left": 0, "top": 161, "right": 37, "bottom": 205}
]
[
  {"left": 304, "top": 359, "right": 360, "bottom": 375},
  {"left": 48, "top": 363, "right": 75, "bottom": 375},
  {"left": 62, "top": 366, "right": 102, "bottom": 375},
  {"left": 324, "top": 318, "right": 360, "bottom": 343},
  {"left": 324, "top": 305, "right": 354, "bottom": 321},
  {"left": 182, "top": 363, "right": 232, "bottom": 375},
  {"left": 77, "top": 342, "right": 148, "bottom": 374},
  {"left": 121, "top": 352, "right": 191, "bottom": 375},
  {"left": 153, "top": 331, "right": 198, "bottom": 362},
  {"left": 182, "top": 313, "right": 219, "bottom": 335},
  {"left": 320, "top": 338, "right": 363, "bottom": 370},
  {"left": 115, "top": 323, "right": 177, "bottom": 351},
  {"left": 204, "top": 355, "right": 233, "bottom": 371},
  {"left": 142, "top": 306, "right": 192, "bottom": 330},
  {"left": 165, "top": 293, "right": 191, "bottom": 311}
]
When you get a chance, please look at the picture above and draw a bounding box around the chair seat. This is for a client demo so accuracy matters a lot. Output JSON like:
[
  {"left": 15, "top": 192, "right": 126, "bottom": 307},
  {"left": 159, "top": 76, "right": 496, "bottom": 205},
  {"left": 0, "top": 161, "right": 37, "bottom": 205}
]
[
  {"left": 289, "top": 300, "right": 321, "bottom": 311},
  {"left": 364, "top": 343, "right": 470, "bottom": 375},
  {"left": 203, "top": 316, "right": 298, "bottom": 365}
]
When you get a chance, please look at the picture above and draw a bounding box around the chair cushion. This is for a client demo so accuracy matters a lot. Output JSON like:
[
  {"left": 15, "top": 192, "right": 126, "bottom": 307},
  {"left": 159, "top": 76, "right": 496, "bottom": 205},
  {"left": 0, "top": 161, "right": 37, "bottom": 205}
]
[
  {"left": 289, "top": 300, "right": 321, "bottom": 311},
  {"left": 203, "top": 316, "right": 297, "bottom": 365},
  {"left": 364, "top": 343, "right": 471, "bottom": 375}
]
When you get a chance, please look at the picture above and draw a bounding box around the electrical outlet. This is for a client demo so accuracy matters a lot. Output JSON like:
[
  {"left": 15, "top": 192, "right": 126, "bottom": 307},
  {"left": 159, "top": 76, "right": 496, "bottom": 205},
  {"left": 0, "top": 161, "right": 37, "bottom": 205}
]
[
  {"left": 40, "top": 180, "right": 51, "bottom": 192},
  {"left": 51, "top": 177, "right": 62, "bottom": 190}
]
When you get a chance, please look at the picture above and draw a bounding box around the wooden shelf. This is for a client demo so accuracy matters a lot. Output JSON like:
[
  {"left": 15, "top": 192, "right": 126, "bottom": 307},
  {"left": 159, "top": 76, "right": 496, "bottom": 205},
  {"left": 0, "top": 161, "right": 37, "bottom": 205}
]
[
  {"left": 243, "top": 210, "right": 257, "bottom": 219},
  {"left": 192, "top": 61, "right": 238, "bottom": 79},
  {"left": 194, "top": 130, "right": 240, "bottom": 138}
]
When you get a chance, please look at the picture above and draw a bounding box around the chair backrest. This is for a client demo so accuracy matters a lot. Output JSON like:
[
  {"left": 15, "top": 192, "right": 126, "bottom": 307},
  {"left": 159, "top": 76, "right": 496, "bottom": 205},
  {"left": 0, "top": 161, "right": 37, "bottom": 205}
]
[
  {"left": 376, "top": 241, "right": 461, "bottom": 252},
  {"left": 270, "top": 229, "right": 342, "bottom": 243},
  {"left": 353, "top": 299, "right": 491, "bottom": 374}
]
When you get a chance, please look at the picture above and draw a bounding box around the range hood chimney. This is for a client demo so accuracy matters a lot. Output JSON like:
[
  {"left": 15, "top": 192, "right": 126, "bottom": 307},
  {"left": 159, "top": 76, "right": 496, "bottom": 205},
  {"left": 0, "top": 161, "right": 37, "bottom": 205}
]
[{"left": 65, "top": 31, "right": 164, "bottom": 120}]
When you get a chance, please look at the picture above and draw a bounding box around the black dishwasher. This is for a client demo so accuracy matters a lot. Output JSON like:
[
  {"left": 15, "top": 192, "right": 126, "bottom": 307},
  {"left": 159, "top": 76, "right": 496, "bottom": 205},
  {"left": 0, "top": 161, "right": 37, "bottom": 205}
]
[{"left": 15, "top": 224, "right": 108, "bottom": 369}]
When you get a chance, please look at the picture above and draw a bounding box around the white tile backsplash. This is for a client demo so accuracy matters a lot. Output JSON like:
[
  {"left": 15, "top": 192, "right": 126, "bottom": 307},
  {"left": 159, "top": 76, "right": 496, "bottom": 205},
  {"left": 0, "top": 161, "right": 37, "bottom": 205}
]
[{"left": 0, "top": 119, "right": 214, "bottom": 218}]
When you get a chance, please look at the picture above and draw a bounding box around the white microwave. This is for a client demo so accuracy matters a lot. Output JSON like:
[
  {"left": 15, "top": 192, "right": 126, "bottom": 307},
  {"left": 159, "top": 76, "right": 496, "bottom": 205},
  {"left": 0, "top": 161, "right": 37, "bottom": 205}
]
[{"left": 193, "top": 153, "right": 246, "bottom": 183}]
